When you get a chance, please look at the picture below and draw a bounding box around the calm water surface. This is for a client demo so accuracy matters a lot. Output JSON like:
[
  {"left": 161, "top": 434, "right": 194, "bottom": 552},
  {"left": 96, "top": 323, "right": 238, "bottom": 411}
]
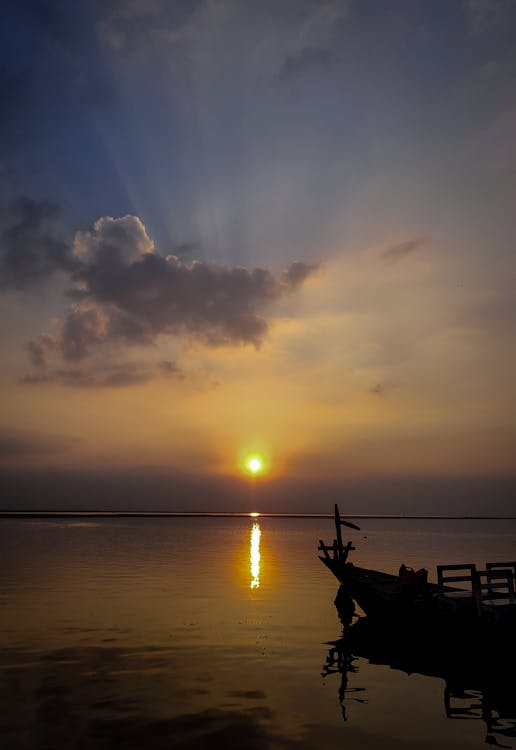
[{"left": 1, "top": 517, "right": 515, "bottom": 749}]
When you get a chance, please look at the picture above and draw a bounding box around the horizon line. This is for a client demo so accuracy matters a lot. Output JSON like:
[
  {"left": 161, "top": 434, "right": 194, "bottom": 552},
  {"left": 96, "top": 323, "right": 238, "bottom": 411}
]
[{"left": 1, "top": 511, "right": 515, "bottom": 520}]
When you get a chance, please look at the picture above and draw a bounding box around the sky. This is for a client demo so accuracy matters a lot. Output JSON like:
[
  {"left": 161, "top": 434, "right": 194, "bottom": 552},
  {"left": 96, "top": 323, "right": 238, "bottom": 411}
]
[{"left": 1, "top": 0, "right": 515, "bottom": 512}]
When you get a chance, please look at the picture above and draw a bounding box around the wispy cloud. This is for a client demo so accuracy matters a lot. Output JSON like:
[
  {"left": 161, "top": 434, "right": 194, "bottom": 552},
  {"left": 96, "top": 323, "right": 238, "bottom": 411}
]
[
  {"left": 380, "top": 237, "right": 428, "bottom": 264},
  {"left": 20, "top": 359, "right": 185, "bottom": 389}
]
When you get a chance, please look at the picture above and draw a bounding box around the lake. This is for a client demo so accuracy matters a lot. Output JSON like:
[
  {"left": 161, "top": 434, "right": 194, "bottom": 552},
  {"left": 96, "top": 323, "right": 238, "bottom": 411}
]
[{"left": 1, "top": 516, "right": 515, "bottom": 749}]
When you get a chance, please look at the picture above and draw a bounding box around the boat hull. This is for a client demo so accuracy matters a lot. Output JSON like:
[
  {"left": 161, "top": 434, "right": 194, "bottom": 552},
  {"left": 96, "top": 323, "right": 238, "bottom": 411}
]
[{"left": 322, "top": 558, "right": 516, "bottom": 636}]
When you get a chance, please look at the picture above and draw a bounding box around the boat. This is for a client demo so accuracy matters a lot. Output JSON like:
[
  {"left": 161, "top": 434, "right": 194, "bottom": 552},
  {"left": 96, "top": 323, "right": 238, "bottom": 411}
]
[{"left": 318, "top": 505, "right": 516, "bottom": 636}]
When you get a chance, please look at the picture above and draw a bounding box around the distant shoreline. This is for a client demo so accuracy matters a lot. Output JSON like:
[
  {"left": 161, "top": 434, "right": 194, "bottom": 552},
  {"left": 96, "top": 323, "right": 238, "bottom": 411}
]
[{"left": 0, "top": 511, "right": 515, "bottom": 520}]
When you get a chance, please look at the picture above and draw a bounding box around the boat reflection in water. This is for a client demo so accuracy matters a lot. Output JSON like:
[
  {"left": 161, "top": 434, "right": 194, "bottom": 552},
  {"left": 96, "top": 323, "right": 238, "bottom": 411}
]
[
  {"left": 250, "top": 521, "right": 261, "bottom": 589},
  {"left": 323, "top": 588, "right": 516, "bottom": 747}
]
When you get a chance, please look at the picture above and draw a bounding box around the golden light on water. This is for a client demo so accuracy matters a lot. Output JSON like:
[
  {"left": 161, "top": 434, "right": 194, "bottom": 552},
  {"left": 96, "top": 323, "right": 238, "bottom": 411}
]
[{"left": 250, "top": 522, "right": 261, "bottom": 589}]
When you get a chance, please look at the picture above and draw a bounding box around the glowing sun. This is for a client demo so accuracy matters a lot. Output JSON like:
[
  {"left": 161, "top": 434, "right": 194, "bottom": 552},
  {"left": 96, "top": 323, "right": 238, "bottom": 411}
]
[{"left": 246, "top": 455, "right": 263, "bottom": 475}]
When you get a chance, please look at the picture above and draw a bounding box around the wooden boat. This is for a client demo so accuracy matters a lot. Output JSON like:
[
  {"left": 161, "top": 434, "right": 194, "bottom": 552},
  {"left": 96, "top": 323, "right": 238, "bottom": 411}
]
[{"left": 319, "top": 505, "right": 516, "bottom": 635}]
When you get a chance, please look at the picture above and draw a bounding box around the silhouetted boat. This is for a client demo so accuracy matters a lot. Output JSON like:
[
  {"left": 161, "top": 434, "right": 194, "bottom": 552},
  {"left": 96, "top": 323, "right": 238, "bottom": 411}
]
[{"left": 319, "top": 505, "right": 516, "bottom": 636}]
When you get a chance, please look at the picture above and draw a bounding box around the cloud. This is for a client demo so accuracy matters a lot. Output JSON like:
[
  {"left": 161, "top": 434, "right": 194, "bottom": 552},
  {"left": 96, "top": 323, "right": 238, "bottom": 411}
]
[
  {"left": 28, "top": 305, "right": 150, "bottom": 367},
  {"left": 273, "top": 0, "right": 348, "bottom": 82},
  {"left": 73, "top": 214, "right": 154, "bottom": 266},
  {"left": 158, "top": 359, "right": 185, "bottom": 378},
  {"left": 279, "top": 260, "right": 318, "bottom": 288},
  {"left": 27, "top": 334, "right": 57, "bottom": 367},
  {"left": 20, "top": 358, "right": 185, "bottom": 388},
  {"left": 59, "top": 305, "right": 109, "bottom": 362},
  {"left": 20, "top": 367, "right": 150, "bottom": 389},
  {"left": 0, "top": 198, "right": 76, "bottom": 288},
  {"left": 0, "top": 429, "right": 79, "bottom": 458},
  {"left": 380, "top": 237, "right": 428, "bottom": 264},
  {"left": 27, "top": 214, "right": 318, "bottom": 364},
  {"left": 20, "top": 213, "right": 318, "bottom": 371}
]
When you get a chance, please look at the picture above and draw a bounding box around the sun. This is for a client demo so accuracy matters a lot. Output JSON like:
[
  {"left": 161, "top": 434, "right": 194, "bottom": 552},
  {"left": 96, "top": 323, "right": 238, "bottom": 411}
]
[{"left": 246, "top": 455, "right": 263, "bottom": 475}]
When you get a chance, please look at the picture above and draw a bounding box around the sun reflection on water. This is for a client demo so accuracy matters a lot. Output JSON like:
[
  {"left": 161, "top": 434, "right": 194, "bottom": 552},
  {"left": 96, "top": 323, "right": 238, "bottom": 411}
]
[{"left": 250, "top": 522, "right": 261, "bottom": 589}]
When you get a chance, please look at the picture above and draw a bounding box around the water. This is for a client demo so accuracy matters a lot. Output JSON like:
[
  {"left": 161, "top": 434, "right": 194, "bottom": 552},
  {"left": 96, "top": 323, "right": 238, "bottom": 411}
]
[{"left": 1, "top": 516, "right": 515, "bottom": 749}]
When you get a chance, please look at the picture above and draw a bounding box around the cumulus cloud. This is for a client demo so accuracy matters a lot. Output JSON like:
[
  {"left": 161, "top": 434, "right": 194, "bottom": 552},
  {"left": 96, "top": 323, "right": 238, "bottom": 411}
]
[
  {"left": 27, "top": 214, "right": 316, "bottom": 362},
  {"left": 73, "top": 214, "right": 154, "bottom": 266},
  {"left": 0, "top": 198, "right": 76, "bottom": 288},
  {"left": 22, "top": 213, "right": 318, "bottom": 374}
]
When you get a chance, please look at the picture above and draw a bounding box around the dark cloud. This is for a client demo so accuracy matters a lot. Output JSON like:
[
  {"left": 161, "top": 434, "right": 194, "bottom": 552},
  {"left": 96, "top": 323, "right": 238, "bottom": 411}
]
[
  {"left": 59, "top": 306, "right": 108, "bottom": 362},
  {"left": 277, "top": 47, "right": 331, "bottom": 82},
  {"left": 27, "top": 214, "right": 318, "bottom": 363},
  {"left": 380, "top": 237, "right": 428, "bottom": 264},
  {"left": 73, "top": 252, "right": 316, "bottom": 351},
  {"left": 20, "top": 214, "right": 318, "bottom": 367},
  {"left": 0, "top": 198, "right": 76, "bottom": 288},
  {"left": 0, "top": 429, "right": 78, "bottom": 458},
  {"left": 279, "top": 260, "right": 317, "bottom": 288}
]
